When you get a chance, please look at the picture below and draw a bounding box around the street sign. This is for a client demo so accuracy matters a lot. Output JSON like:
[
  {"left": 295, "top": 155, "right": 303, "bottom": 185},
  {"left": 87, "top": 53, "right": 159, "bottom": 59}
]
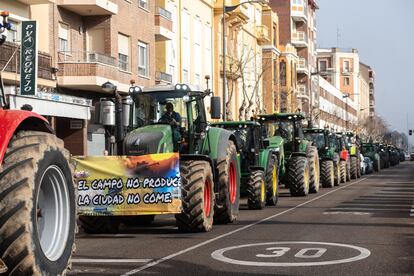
[{"left": 20, "top": 21, "right": 37, "bottom": 96}]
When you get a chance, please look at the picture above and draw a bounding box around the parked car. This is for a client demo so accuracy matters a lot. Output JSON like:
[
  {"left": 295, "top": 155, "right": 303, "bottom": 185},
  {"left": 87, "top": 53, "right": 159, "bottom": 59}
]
[
  {"left": 364, "top": 157, "right": 374, "bottom": 174},
  {"left": 360, "top": 153, "right": 366, "bottom": 175},
  {"left": 410, "top": 153, "right": 414, "bottom": 161}
]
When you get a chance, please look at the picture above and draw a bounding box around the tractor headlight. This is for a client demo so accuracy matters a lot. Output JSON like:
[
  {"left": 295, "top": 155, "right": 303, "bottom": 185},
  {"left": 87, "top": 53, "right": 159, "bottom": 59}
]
[
  {"left": 183, "top": 95, "right": 190, "bottom": 102},
  {"left": 182, "top": 84, "right": 188, "bottom": 90},
  {"left": 175, "top": 84, "right": 182, "bottom": 90}
]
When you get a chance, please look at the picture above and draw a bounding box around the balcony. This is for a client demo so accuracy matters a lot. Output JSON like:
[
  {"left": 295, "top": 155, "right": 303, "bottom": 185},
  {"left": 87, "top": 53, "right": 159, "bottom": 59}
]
[
  {"left": 291, "top": 3, "right": 308, "bottom": 22},
  {"left": 0, "top": 41, "right": 54, "bottom": 86},
  {"left": 155, "top": 71, "right": 172, "bottom": 84},
  {"left": 297, "top": 85, "right": 309, "bottom": 99},
  {"left": 297, "top": 58, "right": 308, "bottom": 74},
  {"left": 17, "top": 0, "right": 54, "bottom": 4},
  {"left": 291, "top": 31, "right": 308, "bottom": 48},
  {"left": 226, "top": 0, "right": 250, "bottom": 22},
  {"left": 57, "top": 51, "right": 132, "bottom": 93},
  {"left": 220, "top": 55, "right": 240, "bottom": 80},
  {"left": 319, "top": 67, "right": 334, "bottom": 75},
  {"left": 369, "top": 77, "right": 374, "bottom": 83},
  {"left": 155, "top": 7, "right": 173, "bottom": 41},
  {"left": 58, "top": 0, "right": 118, "bottom": 16},
  {"left": 255, "top": 25, "right": 270, "bottom": 45}
]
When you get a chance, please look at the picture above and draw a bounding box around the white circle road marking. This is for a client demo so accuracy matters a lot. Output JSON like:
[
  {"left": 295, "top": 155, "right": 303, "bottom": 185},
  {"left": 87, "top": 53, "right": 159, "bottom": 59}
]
[
  {"left": 211, "top": 242, "right": 371, "bottom": 267},
  {"left": 122, "top": 178, "right": 368, "bottom": 275}
]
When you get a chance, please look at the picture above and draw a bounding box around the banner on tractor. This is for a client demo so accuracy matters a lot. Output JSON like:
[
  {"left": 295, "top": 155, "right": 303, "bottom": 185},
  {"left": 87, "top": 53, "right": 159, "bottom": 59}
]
[{"left": 72, "top": 153, "right": 182, "bottom": 216}]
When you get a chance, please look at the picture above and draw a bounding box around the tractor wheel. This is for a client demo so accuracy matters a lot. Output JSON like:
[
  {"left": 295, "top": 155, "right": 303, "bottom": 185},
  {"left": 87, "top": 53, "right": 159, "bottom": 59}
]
[
  {"left": 321, "top": 160, "right": 335, "bottom": 188},
  {"left": 307, "top": 147, "right": 320, "bottom": 194},
  {"left": 334, "top": 161, "right": 341, "bottom": 186},
  {"left": 246, "top": 170, "right": 266, "bottom": 210},
  {"left": 357, "top": 157, "right": 362, "bottom": 178},
  {"left": 175, "top": 160, "right": 214, "bottom": 232},
  {"left": 0, "top": 131, "right": 76, "bottom": 275},
  {"left": 374, "top": 158, "right": 380, "bottom": 172},
  {"left": 79, "top": 216, "right": 120, "bottom": 234},
  {"left": 340, "top": 160, "right": 347, "bottom": 183},
  {"left": 350, "top": 156, "right": 358, "bottom": 179},
  {"left": 346, "top": 159, "right": 351, "bottom": 182},
  {"left": 265, "top": 154, "right": 279, "bottom": 206},
  {"left": 287, "top": 156, "right": 310, "bottom": 196},
  {"left": 123, "top": 215, "right": 155, "bottom": 226},
  {"left": 214, "top": 141, "right": 240, "bottom": 224}
]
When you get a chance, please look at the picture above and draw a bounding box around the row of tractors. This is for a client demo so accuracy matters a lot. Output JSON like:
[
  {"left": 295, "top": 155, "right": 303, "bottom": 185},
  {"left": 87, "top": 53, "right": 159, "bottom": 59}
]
[{"left": 0, "top": 13, "right": 406, "bottom": 274}]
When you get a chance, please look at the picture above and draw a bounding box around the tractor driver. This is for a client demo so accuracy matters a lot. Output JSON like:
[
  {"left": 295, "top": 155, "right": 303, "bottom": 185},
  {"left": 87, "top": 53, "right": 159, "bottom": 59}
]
[
  {"left": 275, "top": 122, "right": 289, "bottom": 140},
  {"left": 160, "top": 102, "right": 182, "bottom": 150}
]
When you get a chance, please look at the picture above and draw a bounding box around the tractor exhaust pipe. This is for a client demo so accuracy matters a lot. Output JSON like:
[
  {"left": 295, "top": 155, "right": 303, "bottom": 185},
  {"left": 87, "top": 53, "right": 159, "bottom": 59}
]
[{"left": 114, "top": 89, "right": 124, "bottom": 155}]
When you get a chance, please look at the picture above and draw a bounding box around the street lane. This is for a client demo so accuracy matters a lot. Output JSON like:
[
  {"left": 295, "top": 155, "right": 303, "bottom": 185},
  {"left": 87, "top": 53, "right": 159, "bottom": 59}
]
[{"left": 70, "top": 162, "right": 414, "bottom": 275}]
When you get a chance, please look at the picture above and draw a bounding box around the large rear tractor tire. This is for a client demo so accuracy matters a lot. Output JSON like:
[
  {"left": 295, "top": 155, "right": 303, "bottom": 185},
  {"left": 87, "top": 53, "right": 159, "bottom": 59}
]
[
  {"left": 214, "top": 141, "right": 240, "bottom": 224},
  {"left": 307, "top": 147, "right": 320, "bottom": 194},
  {"left": 356, "top": 157, "right": 362, "bottom": 178},
  {"left": 334, "top": 161, "right": 341, "bottom": 186},
  {"left": 346, "top": 159, "right": 351, "bottom": 182},
  {"left": 175, "top": 160, "right": 214, "bottom": 232},
  {"left": 350, "top": 156, "right": 358, "bottom": 180},
  {"left": 287, "top": 156, "right": 310, "bottom": 196},
  {"left": 340, "top": 160, "right": 347, "bottom": 183},
  {"left": 321, "top": 160, "right": 335, "bottom": 188},
  {"left": 246, "top": 170, "right": 266, "bottom": 210},
  {"left": 265, "top": 154, "right": 279, "bottom": 206},
  {"left": 374, "top": 158, "right": 380, "bottom": 172},
  {"left": 0, "top": 131, "right": 76, "bottom": 275},
  {"left": 79, "top": 216, "right": 120, "bottom": 234}
]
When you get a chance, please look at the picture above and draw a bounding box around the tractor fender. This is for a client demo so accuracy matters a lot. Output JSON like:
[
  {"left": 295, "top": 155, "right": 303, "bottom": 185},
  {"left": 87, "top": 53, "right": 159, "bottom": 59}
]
[
  {"left": 203, "top": 126, "right": 238, "bottom": 160},
  {"left": 0, "top": 109, "right": 52, "bottom": 165}
]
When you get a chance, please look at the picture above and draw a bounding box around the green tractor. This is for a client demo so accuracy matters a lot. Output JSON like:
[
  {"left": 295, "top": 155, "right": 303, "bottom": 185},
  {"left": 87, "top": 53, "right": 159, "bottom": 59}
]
[
  {"left": 361, "top": 142, "right": 381, "bottom": 172},
  {"left": 303, "top": 128, "right": 339, "bottom": 188},
  {"left": 256, "top": 113, "right": 320, "bottom": 196},
  {"left": 78, "top": 84, "right": 241, "bottom": 233},
  {"left": 338, "top": 132, "right": 361, "bottom": 180},
  {"left": 378, "top": 143, "right": 391, "bottom": 168},
  {"left": 211, "top": 121, "right": 284, "bottom": 209}
]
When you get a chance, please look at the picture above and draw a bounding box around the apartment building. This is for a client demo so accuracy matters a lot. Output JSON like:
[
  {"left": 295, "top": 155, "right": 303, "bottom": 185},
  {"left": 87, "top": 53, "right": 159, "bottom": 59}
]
[
  {"left": 159, "top": 0, "right": 214, "bottom": 88},
  {"left": 318, "top": 76, "right": 358, "bottom": 131},
  {"left": 261, "top": 4, "right": 281, "bottom": 113},
  {"left": 359, "top": 62, "right": 375, "bottom": 118},
  {"left": 279, "top": 43, "right": 298, "bottom": 112},
  {"left": 0, "top": 0, "right": 91, "bottom": 155},
  {"left": 213, "top": 1, "right": 268, "bottom": 121},
  {"left": 269, "top": 0, "right": 319, "bottom": 116}
]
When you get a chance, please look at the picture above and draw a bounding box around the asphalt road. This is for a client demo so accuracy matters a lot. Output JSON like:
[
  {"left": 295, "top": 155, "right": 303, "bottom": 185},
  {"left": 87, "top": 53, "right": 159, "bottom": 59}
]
[{"left": 70, "top": 162, "right": 414, "bottom": 276}]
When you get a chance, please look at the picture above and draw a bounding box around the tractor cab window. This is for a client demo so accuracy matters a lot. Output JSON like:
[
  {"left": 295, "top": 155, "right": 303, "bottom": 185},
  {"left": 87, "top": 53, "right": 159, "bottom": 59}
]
[
  {"left": 304, "top": 132, "right": 325, "bottom": 150},
  {"left": 274, "top": 121, "right": 293, "bottom": 141}
]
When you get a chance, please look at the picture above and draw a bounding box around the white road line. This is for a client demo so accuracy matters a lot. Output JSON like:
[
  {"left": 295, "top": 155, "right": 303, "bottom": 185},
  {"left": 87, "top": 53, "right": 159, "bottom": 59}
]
[
  {"left": 122, "top": 178, "right": 368, "bottom": 276},
  {"left": 73, "top": 259, "right": 152, "bottom": 264}
]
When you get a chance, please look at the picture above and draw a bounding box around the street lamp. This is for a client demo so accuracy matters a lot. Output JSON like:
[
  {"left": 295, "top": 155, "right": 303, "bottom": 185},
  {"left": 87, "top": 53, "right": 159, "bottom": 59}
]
[{"left": 221, "top": 0, "right": 269, "bottom": 121}]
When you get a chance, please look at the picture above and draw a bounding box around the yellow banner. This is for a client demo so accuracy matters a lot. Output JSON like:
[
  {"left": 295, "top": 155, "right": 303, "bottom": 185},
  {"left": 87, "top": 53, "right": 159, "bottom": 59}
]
[{"left": 72, "top": 153, "right": 182, "bottom": 216}]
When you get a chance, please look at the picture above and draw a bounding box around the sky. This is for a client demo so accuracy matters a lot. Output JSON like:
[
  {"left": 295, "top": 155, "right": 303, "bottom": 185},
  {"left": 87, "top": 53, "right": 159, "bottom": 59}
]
[{"left": 316, "top": 0, "right": 414, "bottom": 139}]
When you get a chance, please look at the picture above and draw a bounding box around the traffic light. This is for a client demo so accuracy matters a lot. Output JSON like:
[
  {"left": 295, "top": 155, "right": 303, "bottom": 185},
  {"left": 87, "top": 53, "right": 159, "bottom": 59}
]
[{"left": 409, "top": 130, "right": 412, "bottom": 136}]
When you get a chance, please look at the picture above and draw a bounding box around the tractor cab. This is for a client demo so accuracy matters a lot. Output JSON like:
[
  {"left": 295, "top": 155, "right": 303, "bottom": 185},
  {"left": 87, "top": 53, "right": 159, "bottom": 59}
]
[
  {"left": 124, "top": 84, "right": 220, "bottom": 155},
  {"left": 211, "top": 121, "right": 263, "bottom": 171},
  {"left": 257, "top": 113, "right": 307, "bottom": 154},
  {"left": 303, "top": 128, "right": 336, "bottom": 159}
]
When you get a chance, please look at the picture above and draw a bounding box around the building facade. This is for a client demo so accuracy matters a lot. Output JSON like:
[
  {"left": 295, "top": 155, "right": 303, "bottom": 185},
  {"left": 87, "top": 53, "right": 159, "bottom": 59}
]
[
  {"left": 279, "top": 43, "right": 298, "bottom": 112},
  {"left": 213, "top": 1, "right": 268, "bottom": 121},
  {"left": 269, "top": 0, "right": 318, "bottom": 117}
]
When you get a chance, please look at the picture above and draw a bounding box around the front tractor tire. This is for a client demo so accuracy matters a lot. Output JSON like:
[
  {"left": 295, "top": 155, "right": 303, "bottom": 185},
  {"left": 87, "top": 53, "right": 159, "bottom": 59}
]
[
  {"left": 307, "top": 147, "right": 320, "bottom": 194},
  {"left": 265, "top": 154, "right": 279, "bottom": 206},
  {"left": 246, "top": 170, "right": 266, "bottom": 210},
  {"left": 321, "top": 160, "right": 335, "bottom": 188},
  {"left": 340, "top": 160, "right": 347, "bottom": 183},
  {"left": 175, "top": 160, "right": 214, "bottom": 232},
  {"left": 287, "top": 156, "right": 310, "bottom": 196},
  {"left": 0, "top": 131, "right": 76, "bottom": 275},
  {"left": 214, "top": 141, "right": 240, "bottom": 224}
]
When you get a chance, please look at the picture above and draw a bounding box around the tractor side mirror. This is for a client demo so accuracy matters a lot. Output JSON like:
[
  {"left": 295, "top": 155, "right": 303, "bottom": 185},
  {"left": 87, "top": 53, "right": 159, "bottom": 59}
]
[{"left": 210, "top": 96, "right": 221, "bottom": 119}]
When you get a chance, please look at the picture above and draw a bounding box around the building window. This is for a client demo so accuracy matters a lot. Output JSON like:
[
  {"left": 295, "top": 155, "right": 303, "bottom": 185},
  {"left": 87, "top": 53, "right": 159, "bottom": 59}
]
[
  {"left": 319, "top": 60, "right": 327, "bottom": 71},
  {"left": 7, "top": 20, "right": 18, "bottom": 42},
  {"left": 280, "top": 61, "right": 286, "bottom": 86},
  {"left": 138, "top": 41, "right": 149, "bottom": 77},
  {"left": 118, "top": 33, "right": 130, "bottom": 71},
  {"left": 138, "top": 0, "right": 148, "bottom": 10},
  {"left": 58, "top": 22, "right": 70, "bottom": 52},
  {"left": 344, "top": 77, "right": 350, "bottom": 86},
  {"left": 343, "top": 60, "right": 350, "bottom": 72}
]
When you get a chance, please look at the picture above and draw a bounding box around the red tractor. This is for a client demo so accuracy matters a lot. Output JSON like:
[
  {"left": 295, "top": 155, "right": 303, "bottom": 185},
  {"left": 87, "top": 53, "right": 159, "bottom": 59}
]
[{"left": 0, "top": 12, "right": 76, "bottom": 275}]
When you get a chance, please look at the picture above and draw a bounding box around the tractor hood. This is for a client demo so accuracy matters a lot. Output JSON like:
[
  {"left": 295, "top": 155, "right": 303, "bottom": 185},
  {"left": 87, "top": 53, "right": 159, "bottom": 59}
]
[{"left": 124, "top": 124, "right": 174, "bottom": 156}]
